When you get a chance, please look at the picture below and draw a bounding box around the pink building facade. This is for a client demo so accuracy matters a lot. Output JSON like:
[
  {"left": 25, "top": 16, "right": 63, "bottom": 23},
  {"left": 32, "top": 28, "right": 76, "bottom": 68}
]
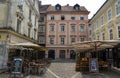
[{"left": 45, "top": 4, "right": 90, "bottom": 59}]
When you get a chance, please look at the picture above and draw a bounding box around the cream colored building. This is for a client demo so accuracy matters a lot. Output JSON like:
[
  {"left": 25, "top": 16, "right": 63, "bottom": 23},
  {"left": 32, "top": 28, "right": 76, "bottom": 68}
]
[
  {"left": 46, "top": 4, "right": 89, "bottom": 59},
  {"left": 0, "top": 0, "right": 39, "bottom": 69},
  {"left": 89, "top": 0, "right": 120, "bottom": 71},
  {"left": 89, "top": 0, "right": 120, "bottom": 41}
]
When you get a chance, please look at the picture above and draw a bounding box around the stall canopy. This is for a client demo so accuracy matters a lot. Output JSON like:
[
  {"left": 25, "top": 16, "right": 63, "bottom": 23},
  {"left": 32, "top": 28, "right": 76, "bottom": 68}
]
[
  {"left": 72, "top": 40, "right": 120, "bottom": 52},
  {"left": 9, "top": 42, "right": 47, "bottom": 51}
]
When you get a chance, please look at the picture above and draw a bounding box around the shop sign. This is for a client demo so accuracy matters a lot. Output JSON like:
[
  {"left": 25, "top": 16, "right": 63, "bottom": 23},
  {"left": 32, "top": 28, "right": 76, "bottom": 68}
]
[
  {"left": 12, "top": 58, "right": 22, "bottom": 74},
  {"left": 89, "top": 58, "right": 99, "bottom": 72}
]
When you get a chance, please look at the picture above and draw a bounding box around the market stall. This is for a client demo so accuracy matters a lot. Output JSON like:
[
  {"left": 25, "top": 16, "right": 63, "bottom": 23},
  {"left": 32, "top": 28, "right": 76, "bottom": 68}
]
[
  {"left": 73, "top": 40, "right": 120, "bottom": 73},
  {"left": 8, "top": 42, "right": 48, "bottom": 76}
]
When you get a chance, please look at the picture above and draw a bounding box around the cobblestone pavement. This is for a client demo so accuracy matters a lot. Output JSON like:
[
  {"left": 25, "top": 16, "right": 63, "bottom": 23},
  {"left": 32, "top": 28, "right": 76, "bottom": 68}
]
[
  {"left": 0, "top": 61, "right": 120, "bottom": 78},
  {"left": 26, "top": 62, "right": 120, "bottom": 78}
]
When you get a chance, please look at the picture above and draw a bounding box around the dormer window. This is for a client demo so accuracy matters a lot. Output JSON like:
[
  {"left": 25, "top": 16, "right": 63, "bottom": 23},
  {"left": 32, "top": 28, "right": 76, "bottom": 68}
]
[
  {"left": 61, "top": 15, "right": 65, "bottom": 20},
  {"left": 74, "top": 4, "right": 80, "bottom": 11},
  {"left": 75, "top": 7, "right": 79, "bottom": 10},
  {"left": 55, "top": 4, "right": 61, "bottom": 11},
  {"left": 57, "top": 6, "right": 60, "bottom": 10}
]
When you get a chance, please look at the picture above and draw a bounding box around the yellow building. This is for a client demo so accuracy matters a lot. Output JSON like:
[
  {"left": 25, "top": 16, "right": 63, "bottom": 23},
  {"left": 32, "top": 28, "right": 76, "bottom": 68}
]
[
  {"left": 89, "top": 0, "right": 120, "bottom": 71},
  {"left": 89, "top": 0, "right": 120, "bottom": 41}
]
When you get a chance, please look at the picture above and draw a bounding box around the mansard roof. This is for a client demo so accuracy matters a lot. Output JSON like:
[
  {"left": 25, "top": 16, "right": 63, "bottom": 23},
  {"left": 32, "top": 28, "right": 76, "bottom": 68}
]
[
  {"left": 39, "top": 5, "right": 50, "bottom": 13},
  {"left": 47, "top": 4, "right": 89, "bottom": 12}
]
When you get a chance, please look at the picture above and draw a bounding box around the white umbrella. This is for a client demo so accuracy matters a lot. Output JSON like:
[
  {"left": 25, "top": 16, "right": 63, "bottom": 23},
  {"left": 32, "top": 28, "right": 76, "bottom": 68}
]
[
  {"left": 72, "top": 40, "right": 120, "bottom": 57},
  {"left": 73, "top": 40, "right": 120, "bottom": 49},
  {"left": 10, "top": 42, "right": 47, "bottom": 51}
]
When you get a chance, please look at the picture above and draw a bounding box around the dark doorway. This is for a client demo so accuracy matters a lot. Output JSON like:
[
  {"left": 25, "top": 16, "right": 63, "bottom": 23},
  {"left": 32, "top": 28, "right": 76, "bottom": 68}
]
[
  {"left": 48, "top": 50, "right": 55, "bottom": 59},
  {"left": 70, "top": 50, "right": 76, "bottom": 59},
  {"left": 38, "top": 51, "right": 45, "bottom": 59},
  {"left": 59, "top": 50, "right": 65, "bottom": 59}
]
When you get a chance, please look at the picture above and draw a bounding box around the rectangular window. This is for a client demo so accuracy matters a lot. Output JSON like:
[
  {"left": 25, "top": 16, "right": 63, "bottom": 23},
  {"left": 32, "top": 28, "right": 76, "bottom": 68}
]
[
  {"left": 116, "top": 1, "right": 120, "bottom": 15},
  {"left": 102, "top": 32, "right": 105, "bottom": 40},
  {"left": 61, "top": 15, "right": 65, "bottom": 20},
  {"left": 61, "top": 25, "right": 65, "bottom": 32},
  {"left": 96, "top": 21, "right": 98, "bottom": 29},
  {"left": 89, "top": 30, "right": 92, "bottom": 35},
  {"left": 117, "top": 24, "right": 120, "bottom": 38},
  {"left": 71, "top": 16, "right": 75, "bottom": 20},
  {"left": 34, "top": 16, "right": 36, "bottom": 26},
  {"left": 109, "top": 28, "right": 113, "bottom": 40},
  {"left": 50, "top": 25, "right": 54, "bottom": 31},
  {"left": 71, "top": 25, "right": 75, "bottom": 32},
  {"left": 40, "top": 16, "right": 44, "bottom": 22},
  {"left": 60, "top": 37, "right": 65, "bottom": 44},
  {"left": 34, "top": 30, "right": 36, "bottom": 39},
  {"left": 18, "top": 0, "right": 23, "bottom": 10},
  {"left": 108, "top": 9, "right": 112, "bottom": 20},
  {"left": 29, "top": 9, "right": 31, "bottom": 21},
  {"left": 80, "top": 15, "right": 84, "bottom": 20},
  {"left": 28, "top": 27, "right": 31, "bottom": 37},
  {"left": 18, "top": 0, "right": 23, "bottom": 5},
  {"left": 80, "top": 37, "right": 85, "bottom": 42},
  {"left": 39, "top": 26, "right": 45, "bottom": 32},
  {"left": 16, "top": 19, "right": 21, "bottom": 33},
  {"left": 39, "top": 37, "right": 45, "bottom": 44},
  {"left": 71, "top": 37, "right": 75, "bottom": 43},
  {"left": 50, "top": 37, "right": 54, "bottom": 44},
  {"left": 101, "top": 16, "right": 104, "bottom": 25},
  {"left": 51, "top": 15, "right": 54, "bottom": 20},
  {"left": 80, "top": 24, "right": 85, "bottom": 32},
  {"left": 97, "top": 34, "right": 99, "bottom": 40}
]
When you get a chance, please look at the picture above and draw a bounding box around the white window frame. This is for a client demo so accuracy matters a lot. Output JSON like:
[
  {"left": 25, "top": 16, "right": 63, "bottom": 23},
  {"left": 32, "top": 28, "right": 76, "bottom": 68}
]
[
  {"left": 39, "top": 37, "right": 45, "bottom": 44},
  {"left": 80, "top": 37, "right": 85, "bottom": 42},
  {"left": 80, "top": 24, "right": 85, "bottom": 32},
  {"left": 115, "top": 0, "right": 120, "bottom": 16},
  {"left": 96, "top": 33, "right": 99, "bottom": 40},
  {"left": 100, "top": 15, "right": 104, "bottom": 26},
  {"left": 71, "top": 37, "right": 75, "bottom": 43},
  {"left": 109, "top": 27, "right": 113, "bottom": 40},
  {"left": 50, "top": 25, "right": 54, "bottom": 31},
  {"left": 49, "top": 37, "right": 54, "bottom": 44},
  {"left": 18, "top": 0, "right": 23, "bottom": 6},
  {"left": 61, "top": 25, "right": 65, "bottom": 32},
  {"left": 71, "top": 16, "right": 75, "bottom": 20},
  {"left": 117, "top": 23, "right": 120, "bottom": 39},
  {"left": 102, "top": 31, "right": 105, "bottom": 40},
  {"left": 50, "top": 15, "right": 54, "bottom": 20},
  {"left": 71, "top": 25, "right": 75, "bottom": 32},
  {"left": 80, "top": 15, "right": 84, "bottom": 20},
  {"left": 39, "top": 26, "right": 45, "bottom": 32},
  {"left": 96, "top": 20, "right": 98, "bottom": 29},
  {"left": 60, "top": 37, "right": 65, "bottom": 44},
  {"left": 107, "top": 8, "right": 112, "bottom": 21}
]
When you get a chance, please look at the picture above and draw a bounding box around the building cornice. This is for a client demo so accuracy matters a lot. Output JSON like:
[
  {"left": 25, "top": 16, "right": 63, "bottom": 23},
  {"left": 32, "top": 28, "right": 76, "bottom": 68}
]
[
  {"left": 0, "top": 29, "right": 37, "bottom": 43},
  {"left": 47, "top": 11, "right": 90, "bottom": 15}
]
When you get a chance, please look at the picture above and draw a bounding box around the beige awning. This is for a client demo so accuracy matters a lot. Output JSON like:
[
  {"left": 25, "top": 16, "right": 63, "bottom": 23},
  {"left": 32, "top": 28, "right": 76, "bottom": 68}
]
[
  {"left": 72, "top": 40, "right": 120, "bottom": 52},
  {"left": 9, "top": 42, "right": 47, "bottom": 51}
]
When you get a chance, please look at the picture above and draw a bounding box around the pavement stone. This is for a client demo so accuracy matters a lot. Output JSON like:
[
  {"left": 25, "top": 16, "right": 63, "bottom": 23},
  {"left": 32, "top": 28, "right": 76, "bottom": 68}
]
[{"left": 0, "top": 61, "right": 120, "bottom": 78}]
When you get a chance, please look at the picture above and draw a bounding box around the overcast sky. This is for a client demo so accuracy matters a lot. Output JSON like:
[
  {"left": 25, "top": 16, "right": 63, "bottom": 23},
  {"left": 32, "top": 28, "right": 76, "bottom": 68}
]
[{"left": 39, "top": 0, "right": 106, "bottom": 19}]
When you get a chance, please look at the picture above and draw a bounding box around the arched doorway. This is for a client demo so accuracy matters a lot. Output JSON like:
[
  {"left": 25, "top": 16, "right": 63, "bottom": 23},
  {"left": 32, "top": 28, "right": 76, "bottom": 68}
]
[
  {"left": 70, "top": 50, "right": 76, "bottom": 59},
  {"left": 48, "top": 50, "right": 55, "bottom": 59}
]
